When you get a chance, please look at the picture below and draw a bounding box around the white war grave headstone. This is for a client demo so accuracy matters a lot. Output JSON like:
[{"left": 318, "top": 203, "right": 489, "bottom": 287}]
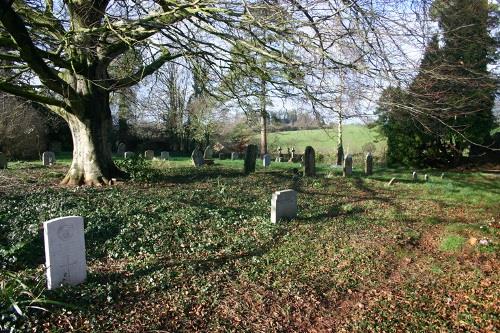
[
  {"left": 44, "top": 216, "right": 87, "bottom": 290},
  {"left": 271, "top": 189, "right": 297, "bottom": 223}
]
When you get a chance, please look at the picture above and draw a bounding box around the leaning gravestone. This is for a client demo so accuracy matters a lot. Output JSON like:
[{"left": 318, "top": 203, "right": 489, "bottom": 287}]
[
  {"left": 191, "top": 148, "right": 205, "bottom": 167},
  {"left": 412, "top": 171, "right": 418, "bottom": 181},
  {"left": 365, "top": 153, "right": 373, "bottom": 176},
  {"left": 0, "top": 152, "right": 7, "bottom": 169},
  {"left": 117, "top": 142, "right": 126, "bottom": 155},
  {"left": 124, "top": 151, "right": 134, "bottom": 159},
  {"left": 271, "top": 189, "right": 297, "bottom": 223},
  {"left": 243, "top": 144, "right": 258, "bottom": 174},
  {"left": 160, "top": 151, "right": 170, "bottom": 160},
  {"left": 303, "top": 146, "right": 316, "bottom": 177},
  {"left": 44, "top": 216, "right": 87, "bottom": 290},
  {"left": 343, "top": 154, "right": 353, "bottom": 177},
  {"left": 388, "top": 177, "right": 396, "bottom": 186},
  {"left": 144, "top": 150, "right": 154, "bottom": 160},
  {"left": 231, "top": 152, "right": 239, "bottom": 160},
  {"left": 42, "top": 151, "right": 56, "bottom": 166},
  {"left": 204, "top": 146, "right": 213, "bottom": 159},
  {"left": 263, "top": 154, "right": 271, "bottom": 168}
]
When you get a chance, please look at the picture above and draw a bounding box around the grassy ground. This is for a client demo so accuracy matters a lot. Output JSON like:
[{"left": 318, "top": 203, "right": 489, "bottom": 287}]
[
  {"left": 0, "top": 157, "right": 498, "bottom": 332},
  {"left": 252, "top": 125, "right": 386, "bottom": 156}
]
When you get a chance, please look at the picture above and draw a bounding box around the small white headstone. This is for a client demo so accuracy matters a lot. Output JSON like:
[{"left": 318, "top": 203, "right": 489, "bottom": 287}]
[
  {"left": 271, "top": 189, "right": 297, "bottom": 223},
  {"left": 42, "top": 151, "right": 56, "bottom": 166},
  {"left": 124, "top": 151, "right": 134, "bottom": 159},
  {"left": 412, "top": 171, "right": 418, "bottom": 181},
  {"left": 144, "top": 150, "right": 154, "bottom": 160},
  {"left": 44, "top": 216, "right": 87, "bottom": 290},
  {"left": 160, "top": 151, "right": 170, "bottom": 160},
  {"left": 424, "top": 174, "right": 429, "bottom": 182},
  {"left": 263, "top": 154, "right": 271, "bottom": 168}
]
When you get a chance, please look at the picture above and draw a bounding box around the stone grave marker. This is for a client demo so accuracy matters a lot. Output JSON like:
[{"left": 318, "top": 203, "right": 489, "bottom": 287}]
[
  {"left": 124, "top": 151, "right": 134, "bottom": 159},
  {"left": 388, "top": 177, "right": 396, "bottom": 186},
  {"left": 44, "top": 216, "right": 87, "bottom": 290},
  {"left": 204, "top": 146, "right": 213, "bottom": 159},
  {"left": 117, "top": 142, "right": 126, "bottom": 155},
  {"left": 160, "top": 151, "right": 170, "bottom": 160},
  {"left": 424, "top": 174, "right": 429, "bottom": 182},
  {"left": 263, "top": 154, "right": 271, "bottom": 168},
  {"left": 144, "top": 150, "right": 154, "bottom": 160},
  {"left": 343, "top": 154, "right": 353, "bottom": 177},
  {"left": 231, "top": 152, "right": 239, "bottom": 160},
  {"left": 42, "top": 151, "right": 56, "bottom": 166},
  {"left": 0, "top": 152, "right": 7, "bottom": 169},
  {"left": 243, "top": 144, "right": 258, "bottom": 174},
  {"left": 412, "top": 171, "right": 418, "bottom": 181},
  {"left": 303, "top": 146, "right": 315, "bottom": 177},
  {"left": 271, "top": 189, "right": 297, "bottom": 223},
  {"left": 365, "top": 152, "right": 373, "bottom": 176},
  {"left": 440, "top": 173, "right": 445, "bottom": 179},
  {"left": 191, "top": 148, "right": 205, "bottom": 167},
  {"left": 219, "top": 153, "right": 226, "bottom": 160}
]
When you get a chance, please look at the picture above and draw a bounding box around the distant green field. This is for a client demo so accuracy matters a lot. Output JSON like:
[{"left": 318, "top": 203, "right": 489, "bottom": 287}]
[{"left": 252, "top": 125, "right": 386, "bottom": 156}]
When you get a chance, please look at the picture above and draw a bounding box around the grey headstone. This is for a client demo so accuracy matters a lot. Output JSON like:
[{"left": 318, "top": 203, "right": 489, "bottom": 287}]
[
  {"left": 271, "top": 189, "right": 297, "bottom": 223},
  {"left": 0, "top": 152, "right": 7, "bottom": 169},
  {"left": 304, "top": 146, "right": 316, "bottom": 177},
  {"left": 365, "top": 153, "right": 373, "bottom": 176},
  {"left": 43, "top": 216, "right": 87, "bottom": 290},
  {"left": 440, "top": 173, "right": 445, "bottom": 179},
  {"left": 424, "top": 174, "right": 429, "bottom": 182},
  {"left": 160, "top": 151, "right": 170, "bottom": 160},
  {"left": 243, "top": 144, "right": 258, "bottom": 174},
  {"left": 231, "top": 152, "right": 239, "bottom": 160},
  {"left": 117, "top": 142, "right": 126, "bottom": 155},
  {"left": 124, "top": 151, "right": 134, "bottom": 159},
  {"left": 275, "top": 157, "right": 283, "bottom": 163},
  {"left": 144, "top": 150, "right": 154, "bottom": 160},
  {"left": 191, "top": 148, "right": 205, "bottom": 167},
  {"left": 42, "top": 151, "right": 56, "bottom": 166},
  {"left": 343, "top": 154, "right": 352, "bottom": 177},
  {"left": 388, "top": 177, "right": 396, "bottom": 186},
  {"left": 412, "top": 171, "right": 418, "bottom": 181},
  {"left": 263, "top": 154, "right": 271, "bottom": 168},
  {"left": 204, "top": 146, "right": 213, "bottom": 159}
]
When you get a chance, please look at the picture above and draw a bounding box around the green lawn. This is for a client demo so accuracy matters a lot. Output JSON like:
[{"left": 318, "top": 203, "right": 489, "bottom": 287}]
[
  {"left": 1, "top": 158, "right": 498, "bottom": 331},
  {"left": 252, "top": 125, "right": 386, "bottom": 157}
]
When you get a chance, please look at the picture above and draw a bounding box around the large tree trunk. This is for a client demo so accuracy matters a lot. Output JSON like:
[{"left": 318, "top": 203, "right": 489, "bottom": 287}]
[{"left": 60, "top": 92, "right": 126, "bottom": 186}]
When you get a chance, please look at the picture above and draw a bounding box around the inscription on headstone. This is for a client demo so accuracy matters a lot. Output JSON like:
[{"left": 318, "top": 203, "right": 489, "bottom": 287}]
[
  {"left": 44, "top": 216, "right": 87, "bottom": 290},
  {"left": 304, "top": 146, "right": 315, "bottom": 177},
  {"left": 42, "top": 151, "right": 56, "bottom": 166},
  {"left": 271, "top": 189, "right": 297, "bottom": 223}
]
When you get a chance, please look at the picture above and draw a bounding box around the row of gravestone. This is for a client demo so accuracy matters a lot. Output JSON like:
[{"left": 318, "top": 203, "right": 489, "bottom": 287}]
[
  {"left": 388, "top": 171, "right": 445, "bottom": 186},
  {"left": 41, "top": 188, "right": 298, "bottom": 290},
  {"left": 123, "top": 151, "right": 170, "bottom": 160}
]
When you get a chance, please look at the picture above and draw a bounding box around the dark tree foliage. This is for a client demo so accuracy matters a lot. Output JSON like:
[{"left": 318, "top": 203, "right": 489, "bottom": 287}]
[{"left": 378, "top": 0, "right": 498, "bottom": 167}]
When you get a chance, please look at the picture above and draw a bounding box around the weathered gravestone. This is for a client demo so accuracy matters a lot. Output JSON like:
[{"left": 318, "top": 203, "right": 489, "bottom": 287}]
[
  {"left": 191, "top": 148, "right": 205, "bottom": 167},
  {"left": 343, "top": 154, "right": 353, "bottom": 177},
  {"left": 0, "top": 152, "right": 7, "bottom": 169},
  {"left": 412, "top": 171, "right": 418, "bottom": 181},
  {"left": 441, "top": 173, "right": 445, "bottom": 179},
  {"left": 303, "top": 146, "right": 316, "bottom": 177},
  {"left": 124, "top": 151, "right": 134, "bottom": 159},
  {"left": 42, "top": 151, "right": 56, "bottom": 166},
  {"left": 365, "top": 152, "right": 373, "bottom": 176},
  {"left": 424, "top": 174, "right": 429, "bottom": 182},
  {"left": 144, "top": 150, "right": 154, "bottom": 160},
  {"left": 337, "top": 146, "right": 344, "bottom": 166},
  {"left": 263, "top": 154, "right": 271, "bottom": 168},
  {"left": 231, "top": 152, "right": 239, "bottom": 160},
  {"left": 243, "top": 144, "right": 258, "bottom": 174},
  {"left": 289, "top": 147, "right": 296, "bottom": 162},
  {"left": 271, "top": 189, "right": 297, "bottom": 223},
  {"left": 160, "top": 151, "right": 170, "bottom": 160},
  {"left": 117, "top": 142, "right": 126, "bottom": 155},
  {"left": 204, "top": 146, "right": 213, "bottom": 159},
  {"left": 44, "top": 216, "right": 87, "bottom": 290}
]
